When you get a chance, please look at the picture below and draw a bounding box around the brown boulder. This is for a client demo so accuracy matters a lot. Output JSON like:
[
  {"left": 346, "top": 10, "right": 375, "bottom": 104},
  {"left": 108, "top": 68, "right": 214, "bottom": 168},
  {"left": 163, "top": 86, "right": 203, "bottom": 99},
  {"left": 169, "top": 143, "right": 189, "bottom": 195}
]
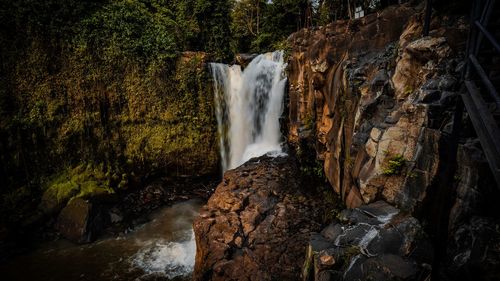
[
  {"left": 193, "top": 155, "right": 324, "bottom": 281},
  {"left": 55, "top": 198, "right": 102, "bottom": 244}
]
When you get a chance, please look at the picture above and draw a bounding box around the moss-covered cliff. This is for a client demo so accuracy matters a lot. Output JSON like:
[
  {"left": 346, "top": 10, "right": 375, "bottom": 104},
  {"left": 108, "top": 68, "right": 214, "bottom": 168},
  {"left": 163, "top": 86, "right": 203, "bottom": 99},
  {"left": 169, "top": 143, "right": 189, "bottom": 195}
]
[{"left": 0, "top": 0, "right": 227, "bottom": 226}]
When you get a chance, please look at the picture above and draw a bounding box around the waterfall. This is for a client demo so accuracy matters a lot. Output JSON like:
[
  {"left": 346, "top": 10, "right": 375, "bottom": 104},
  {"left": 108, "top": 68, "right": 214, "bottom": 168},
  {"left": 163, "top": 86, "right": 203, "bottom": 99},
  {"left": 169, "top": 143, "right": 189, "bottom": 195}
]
[{"left": 210, "top": 51, "right": 287, "bottom": 172}]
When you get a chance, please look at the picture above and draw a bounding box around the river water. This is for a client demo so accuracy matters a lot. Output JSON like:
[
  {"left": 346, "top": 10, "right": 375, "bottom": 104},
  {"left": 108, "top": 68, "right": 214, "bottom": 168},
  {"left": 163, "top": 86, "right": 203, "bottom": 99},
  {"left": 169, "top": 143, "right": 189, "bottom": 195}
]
[{"left": 0, "top": 200, "right": 202, "bottom": 281}]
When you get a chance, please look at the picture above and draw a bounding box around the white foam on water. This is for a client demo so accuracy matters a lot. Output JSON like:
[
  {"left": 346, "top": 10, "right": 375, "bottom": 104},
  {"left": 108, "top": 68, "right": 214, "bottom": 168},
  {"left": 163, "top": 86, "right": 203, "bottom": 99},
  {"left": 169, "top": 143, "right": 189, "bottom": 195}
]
[
  {"left": 131, "top": 230, "right": 196, "bottom": 279},
  {"left": 242, "top": 143, "right": 283, "bottom": 163}
]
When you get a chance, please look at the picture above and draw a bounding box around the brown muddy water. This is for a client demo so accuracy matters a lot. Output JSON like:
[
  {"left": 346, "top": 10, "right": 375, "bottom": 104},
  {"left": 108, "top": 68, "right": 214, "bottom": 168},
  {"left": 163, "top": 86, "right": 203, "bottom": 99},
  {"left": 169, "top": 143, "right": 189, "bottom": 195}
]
[{"left": 0, "top": 200, "right": 202, "bottom": 281}]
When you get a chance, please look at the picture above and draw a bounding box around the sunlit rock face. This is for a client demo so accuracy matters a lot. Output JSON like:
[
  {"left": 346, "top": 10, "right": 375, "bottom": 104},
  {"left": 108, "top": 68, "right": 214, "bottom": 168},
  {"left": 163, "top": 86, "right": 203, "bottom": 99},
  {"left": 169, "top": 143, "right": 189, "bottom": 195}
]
[
  {"left": 193, "top": 155, "right": 325, "bottom": 281},
  {"left": 287, "top": 4, "right": 467, "bottom": 210}
]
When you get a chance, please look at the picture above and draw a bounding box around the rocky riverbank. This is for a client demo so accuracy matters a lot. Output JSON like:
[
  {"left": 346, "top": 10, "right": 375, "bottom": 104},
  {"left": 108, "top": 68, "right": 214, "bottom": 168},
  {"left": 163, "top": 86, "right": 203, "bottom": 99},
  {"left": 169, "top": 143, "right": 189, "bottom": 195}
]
[{"left": 0, "top": 175, "right": 218, "bottom": 263}]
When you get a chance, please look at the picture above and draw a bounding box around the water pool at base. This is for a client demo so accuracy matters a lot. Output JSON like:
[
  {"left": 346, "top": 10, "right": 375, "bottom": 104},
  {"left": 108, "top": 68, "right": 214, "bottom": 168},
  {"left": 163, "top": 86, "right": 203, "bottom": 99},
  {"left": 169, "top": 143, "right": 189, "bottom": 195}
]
[{"left": 0, "top": 200, "right": 202, "bottom": 281}]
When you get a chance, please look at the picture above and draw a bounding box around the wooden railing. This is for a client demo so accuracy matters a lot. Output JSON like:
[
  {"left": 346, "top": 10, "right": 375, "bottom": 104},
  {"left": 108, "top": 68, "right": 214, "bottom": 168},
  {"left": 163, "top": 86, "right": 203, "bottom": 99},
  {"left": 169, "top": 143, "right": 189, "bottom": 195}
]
[{"left": 459, "top": 0, "right": 500, "bottom": 187}]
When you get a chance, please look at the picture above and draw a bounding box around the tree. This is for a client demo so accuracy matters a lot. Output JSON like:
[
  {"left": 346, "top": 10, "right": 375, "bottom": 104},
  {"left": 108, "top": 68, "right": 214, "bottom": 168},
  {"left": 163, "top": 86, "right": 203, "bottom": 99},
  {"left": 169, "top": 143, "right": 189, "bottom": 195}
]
[
  {"left": 192, "top": 0, "right": 232, "bottom": 61},
  {"left": 230, "top": 0, "right": 312, "bottom": 53}
]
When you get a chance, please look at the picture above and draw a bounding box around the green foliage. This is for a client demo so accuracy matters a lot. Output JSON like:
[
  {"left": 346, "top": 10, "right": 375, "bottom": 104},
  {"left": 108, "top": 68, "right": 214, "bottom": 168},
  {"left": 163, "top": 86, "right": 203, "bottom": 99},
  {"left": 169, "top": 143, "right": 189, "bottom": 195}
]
[
  {"left": 296, "top": 136, "right": 326, "bottom": 188},
  {"left": 383, "top": 154, "right": 406, "bottom": 176},
  {"left": 229, "top": 0, "right": 389, "bottom": 52},
  {"left": 301, "top": 160, "right": 325, "bottom": 179},
  {"left": 0, "top": 1, "right": 225, "bottom": 214},
  {"left": 74, "top": 0, "right": 180, "bottom": 64},
  {"left": 230, "top": 0, "right": 311, "bottom": 53},
  {"left": 192, "top": 0, "right": 232, "bottom": 61}
]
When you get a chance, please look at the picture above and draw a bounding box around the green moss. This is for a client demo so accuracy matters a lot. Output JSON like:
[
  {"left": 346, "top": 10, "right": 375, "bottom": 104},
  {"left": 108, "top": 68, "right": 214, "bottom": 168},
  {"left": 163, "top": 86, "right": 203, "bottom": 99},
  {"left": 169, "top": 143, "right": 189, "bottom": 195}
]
[
  {"left": 76, "top": 180, "right": 113, "bottom": 200},
  {"left": 0, "top": 0, "right": 229, "bottom": 223},
  {"left": 382, "top": 154, "right": 406, "bottom": 176},
  {"left": 44, "top": 163, "right": 115, "bottom": 205},
  {"left": 51, "top": 180, "right": 80, "bottom": 203}
]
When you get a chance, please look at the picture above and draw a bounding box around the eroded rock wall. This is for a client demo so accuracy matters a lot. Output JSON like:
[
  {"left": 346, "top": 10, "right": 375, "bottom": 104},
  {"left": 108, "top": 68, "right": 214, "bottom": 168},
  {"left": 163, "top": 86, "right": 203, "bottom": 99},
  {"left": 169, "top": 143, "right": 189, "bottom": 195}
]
[{"left": 287, "top": 4, "right": 467, "bottom": 211}]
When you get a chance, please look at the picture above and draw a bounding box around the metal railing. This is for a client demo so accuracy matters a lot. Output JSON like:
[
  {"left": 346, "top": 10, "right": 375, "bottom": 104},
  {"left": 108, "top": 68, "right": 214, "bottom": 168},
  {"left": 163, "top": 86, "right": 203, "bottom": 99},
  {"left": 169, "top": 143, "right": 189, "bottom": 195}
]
[{"left": 460, "top": 0, "right": 500, "bottom": 187}]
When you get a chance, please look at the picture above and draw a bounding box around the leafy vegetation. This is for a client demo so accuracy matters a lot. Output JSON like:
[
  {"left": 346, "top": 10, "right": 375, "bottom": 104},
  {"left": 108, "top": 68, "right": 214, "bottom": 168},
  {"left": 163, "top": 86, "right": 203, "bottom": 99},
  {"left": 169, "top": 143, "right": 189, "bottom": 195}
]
[
  {"left": 0, "top": 1, "right": 224, "bottom": 217},
  {"left": 383, "top": 154, "right": 406, "bottom": 176},
  {"left": 230, "top": 0, "right": 311, "bottom": 53},
  {"left": 229, "top": 0, "right": 396, "bottom": 53}
]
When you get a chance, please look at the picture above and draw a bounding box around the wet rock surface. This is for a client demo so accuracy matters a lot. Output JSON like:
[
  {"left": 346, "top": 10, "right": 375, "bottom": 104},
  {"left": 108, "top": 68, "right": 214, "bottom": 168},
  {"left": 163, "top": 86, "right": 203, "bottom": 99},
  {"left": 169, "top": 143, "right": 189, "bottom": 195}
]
[
  {"left": 193, "top": 155, "right": 325, "bottom": 281},
  {"left": 284, "top": 3, "right": 481, "bottom": 281},
  {"left": 303, "top": 201, "right": 433, "bottom": 281}
]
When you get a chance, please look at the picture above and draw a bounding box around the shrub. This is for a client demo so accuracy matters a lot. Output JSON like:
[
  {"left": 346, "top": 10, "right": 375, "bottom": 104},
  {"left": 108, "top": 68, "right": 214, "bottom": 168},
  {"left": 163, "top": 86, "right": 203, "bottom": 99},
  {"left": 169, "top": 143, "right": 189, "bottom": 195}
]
[{"left": 382, "top": 154, "right": 406, "bottom": 176}]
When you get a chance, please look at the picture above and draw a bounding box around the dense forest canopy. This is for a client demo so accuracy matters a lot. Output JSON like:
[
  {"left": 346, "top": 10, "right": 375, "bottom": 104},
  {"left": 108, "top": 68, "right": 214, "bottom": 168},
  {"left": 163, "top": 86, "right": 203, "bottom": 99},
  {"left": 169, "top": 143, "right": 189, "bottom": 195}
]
[{"left": 0, "top": 0, "right": 398, "bottom": 63}]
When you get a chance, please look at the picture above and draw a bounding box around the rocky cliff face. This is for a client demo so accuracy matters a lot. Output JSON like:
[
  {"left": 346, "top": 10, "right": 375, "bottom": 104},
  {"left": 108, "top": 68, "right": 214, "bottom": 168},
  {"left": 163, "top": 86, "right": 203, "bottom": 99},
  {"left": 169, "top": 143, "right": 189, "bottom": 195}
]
[
  {"left": 445, "top": 142, "right": 500, "bottom": 280},
  {"left": 194, "top": 3, "right": 500, "bottom": 281},
  {"left": 287, "top": 4, "right": 467, "bottom": 211},
  {"left": 0, "top": 51, "right": 218, "bottom": 196},
  {"left": 285, "top": 3, "right": 500, "bottom": 281}
]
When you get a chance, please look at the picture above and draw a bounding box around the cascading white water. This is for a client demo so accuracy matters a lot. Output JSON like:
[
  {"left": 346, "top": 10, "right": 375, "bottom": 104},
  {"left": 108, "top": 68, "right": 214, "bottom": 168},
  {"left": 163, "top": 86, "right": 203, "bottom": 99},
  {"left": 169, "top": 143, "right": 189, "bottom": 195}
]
[{"left": 210, "top": 51, "right": 287, "bottom": 172}]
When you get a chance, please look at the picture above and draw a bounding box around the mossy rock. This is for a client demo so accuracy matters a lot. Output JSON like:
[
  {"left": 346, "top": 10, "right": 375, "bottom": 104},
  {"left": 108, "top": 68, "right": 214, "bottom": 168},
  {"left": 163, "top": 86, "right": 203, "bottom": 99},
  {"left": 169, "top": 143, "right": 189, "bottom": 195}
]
[
  {"left": 39, "top": 164, "right": 115, "bottom": 215},
  {"left": 75, "top": 180, "right": 114, "bottom": 200},
  {"left": 39, "top": 178, "right": 79, "bottom": 215}
]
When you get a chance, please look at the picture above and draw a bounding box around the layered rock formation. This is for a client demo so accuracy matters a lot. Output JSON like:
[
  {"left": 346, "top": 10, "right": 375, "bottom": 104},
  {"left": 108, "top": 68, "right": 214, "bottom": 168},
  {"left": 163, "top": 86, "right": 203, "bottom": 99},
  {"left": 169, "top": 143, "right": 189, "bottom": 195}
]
[
  {"left": 285, "top": 4, "right": 471, "bottom": 280},
  {"left": 287, "top": 4, "right": 467, "bottom": 211},
  {"left": 193, "top": 155, "right": 325, "bottom": 281}
]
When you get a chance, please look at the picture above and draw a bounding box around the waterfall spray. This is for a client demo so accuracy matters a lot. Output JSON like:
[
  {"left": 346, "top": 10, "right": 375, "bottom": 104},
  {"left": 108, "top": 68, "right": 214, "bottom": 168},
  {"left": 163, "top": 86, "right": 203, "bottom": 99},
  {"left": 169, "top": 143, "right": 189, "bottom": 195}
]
[{"left": 210, "top": 51, "right": 287, "bottom": 172}]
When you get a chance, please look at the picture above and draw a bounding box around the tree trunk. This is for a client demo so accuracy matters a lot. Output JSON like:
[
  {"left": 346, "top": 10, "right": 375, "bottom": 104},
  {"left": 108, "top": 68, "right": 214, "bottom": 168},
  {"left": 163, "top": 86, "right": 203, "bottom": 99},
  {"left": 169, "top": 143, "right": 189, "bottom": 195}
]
[{"left": 347, "top": 0, "right": 353, "bottom": 19}]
